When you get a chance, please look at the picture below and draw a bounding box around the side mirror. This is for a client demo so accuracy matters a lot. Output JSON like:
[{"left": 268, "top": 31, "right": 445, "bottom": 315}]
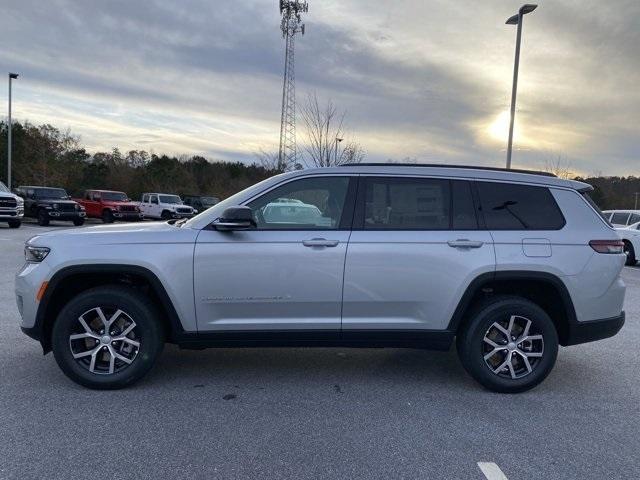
[{"left": 214, "top": 206, "right": 255, "bottom": 231}]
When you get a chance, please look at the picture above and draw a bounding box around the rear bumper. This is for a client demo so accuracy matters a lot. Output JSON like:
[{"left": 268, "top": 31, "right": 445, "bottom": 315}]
[{"left": 564, "top": 312, "right": 625, "bottom": 346}]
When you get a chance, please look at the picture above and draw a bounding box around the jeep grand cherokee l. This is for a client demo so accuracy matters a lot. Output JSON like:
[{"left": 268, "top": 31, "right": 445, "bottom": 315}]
[{"left": 15, "top": 165, "right": 626, "bottom": 392}]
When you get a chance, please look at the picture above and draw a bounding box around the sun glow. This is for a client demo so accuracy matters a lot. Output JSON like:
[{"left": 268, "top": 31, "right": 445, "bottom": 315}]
[{"left": 488, "top": 111, "right": 520, "bottom": 143}]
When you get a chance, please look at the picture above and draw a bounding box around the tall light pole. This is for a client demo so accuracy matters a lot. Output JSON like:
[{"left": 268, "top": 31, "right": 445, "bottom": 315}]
[
  {"left": 7, "top": 72, "right": 19, "bottom": 190},
  {"left": 505, "top": 4, "right": 537, "bottom": 169}
]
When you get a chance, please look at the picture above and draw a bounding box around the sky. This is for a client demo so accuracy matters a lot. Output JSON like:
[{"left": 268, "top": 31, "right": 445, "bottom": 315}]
[{"left": 0, "top": 0, "right": 638, "bottom": 175}]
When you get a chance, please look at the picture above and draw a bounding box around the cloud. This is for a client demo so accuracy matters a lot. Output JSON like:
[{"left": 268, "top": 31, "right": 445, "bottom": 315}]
[{"left": 0, "top": 0, "right": 638, "bottom": 174}]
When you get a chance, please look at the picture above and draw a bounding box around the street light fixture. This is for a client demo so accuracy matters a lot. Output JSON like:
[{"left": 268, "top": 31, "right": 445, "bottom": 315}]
[
  {"left": 505, "top": 4, "right": 537, "bottom": 169},
  {"left": 334, "top": 137, "right": 343, "bottom": 164},
  {"left": 7, "top": 72, "right": 19, "bottom": 190}
]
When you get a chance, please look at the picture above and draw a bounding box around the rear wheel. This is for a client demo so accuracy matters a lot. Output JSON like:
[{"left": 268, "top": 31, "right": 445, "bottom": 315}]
[
  {"left": 623, "top": 241, "right": 636, "bottom": 266},
  {"left": 51, "top": 286, "right": 164, "bottom": 389},
  {"left": 8, "top": 219, "right": 21, "bottom": 228},
  {"left": 456, "top": 296, "right": 558, "bottom": 393},
  {"left": 102, "top": 209, "right": 114, "bottom": 223},
  {"left": 37, "top": 209, "right": 50, "bottom": 226}
]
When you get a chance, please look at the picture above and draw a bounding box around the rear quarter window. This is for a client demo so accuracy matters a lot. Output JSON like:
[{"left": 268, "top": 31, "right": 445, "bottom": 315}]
[{"left": 476, "top": 182, "right": 565, "bottom": 230}]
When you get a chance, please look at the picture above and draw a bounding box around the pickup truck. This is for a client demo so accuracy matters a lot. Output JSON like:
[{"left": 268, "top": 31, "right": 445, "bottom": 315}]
[
  {"left": 75, "top": 189, "right": 143, "bottom": 223},
  {"left": 0, "top": 181, "right": 23, "bottom": 228},
  {"left": 138, "top": 193, "right": 196, "bottom": 220}
]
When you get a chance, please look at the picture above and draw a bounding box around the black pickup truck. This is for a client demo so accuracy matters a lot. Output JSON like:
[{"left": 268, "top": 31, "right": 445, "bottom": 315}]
[{"left": 15, "top": 186, "right": 86, "bottom": 226}]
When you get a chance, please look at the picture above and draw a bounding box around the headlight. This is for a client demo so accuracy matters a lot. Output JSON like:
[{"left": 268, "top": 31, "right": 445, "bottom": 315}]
[
  {"left": 16, "top": 198, "right": 24, "bottom": 206},
  {"left": 75, "top": 204, "right": 80, "bottom": 211},
  {"left": 53, "top": 203, "right": 59, "bottom": 210},
  {"left": 25, "top": 246, "right": 50, "bottom": 263}
]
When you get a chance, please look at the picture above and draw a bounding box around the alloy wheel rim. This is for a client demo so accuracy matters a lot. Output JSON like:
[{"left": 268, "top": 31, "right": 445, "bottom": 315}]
[
  {"left": 482, "top": 315, "right": 544, "bottom": 379},
  {"left": 68, "top": 307, "right": 140, "bottom": 375}
]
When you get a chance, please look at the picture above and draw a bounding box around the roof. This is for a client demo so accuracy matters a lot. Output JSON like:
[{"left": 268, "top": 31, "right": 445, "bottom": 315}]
[
  {"left": 19, "top": 185, "right": 67, "bottom": 190},
  {"left": 287, "top": 164, "right": 590, "bottom": 191}
]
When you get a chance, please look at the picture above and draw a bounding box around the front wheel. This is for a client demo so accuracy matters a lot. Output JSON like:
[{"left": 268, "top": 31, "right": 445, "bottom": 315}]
[
  {"left": 37, "top": 210, "right": 50, "bottom": 226},
  {"left": 51, "top": 286, "right": 164, "bottom": 389},
  {"left": 102, "top": 210, "right": 114, "bottom": 223},
  {"left": 456, "top": 296, "right": 558, "bottom": 393},
  {"left": 73, "top": 218, "right": 85, "bottom": 226},
  {"left": 623, "top": 241, "right": 636, "bottom": 266}
]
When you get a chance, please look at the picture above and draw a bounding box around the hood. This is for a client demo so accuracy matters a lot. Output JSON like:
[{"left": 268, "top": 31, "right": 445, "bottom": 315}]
[
  {"left": 35, "top": 198, "right": 79, "bottom": 206},
  {"left": 27, "top": 221, "right": 199, "bottom": 248}
]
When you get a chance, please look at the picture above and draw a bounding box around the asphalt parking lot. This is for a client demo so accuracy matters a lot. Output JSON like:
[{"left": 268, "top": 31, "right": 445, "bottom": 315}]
[{"left": 1, "top": 220, "right": 639, "bottom": 480}]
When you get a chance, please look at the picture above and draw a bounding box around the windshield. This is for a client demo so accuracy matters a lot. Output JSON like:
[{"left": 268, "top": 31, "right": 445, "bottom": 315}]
[
  {"left": 0, "top": 182, "right": 9, "bottom": 193},
  {"left": 102, "top": 191, "right": 128, "bottom": 202},
  {"left": 201, "top": 197, "right": 219, "bottom": 206},
  {"left": 35, "top": 188, "right": 68, "bottom": 199},
  {"left": 159, "top": 195, "right": 182, "bottom": 204}
]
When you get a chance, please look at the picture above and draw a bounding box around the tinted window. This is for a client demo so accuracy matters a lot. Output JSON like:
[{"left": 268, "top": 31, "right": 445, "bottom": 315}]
[
  {"left": 611, "top": 212, "right": 630, "bottom": 225},
  {"left": 628, "top": 213, "right": 640, "bottom": 225},
  {"left": 248, "top": 177, "right": 350, "bottom": 230},
  {"left": 477, "top": 182, "right": 565, "bottom": 230},
  {"left": 363, "top": 177, "right": 450, "bottom": 230}
]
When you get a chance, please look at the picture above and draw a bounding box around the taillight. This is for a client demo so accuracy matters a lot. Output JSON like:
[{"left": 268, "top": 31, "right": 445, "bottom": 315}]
[{"left": 589, "top": 240, "right": 624, "bottom": 254}]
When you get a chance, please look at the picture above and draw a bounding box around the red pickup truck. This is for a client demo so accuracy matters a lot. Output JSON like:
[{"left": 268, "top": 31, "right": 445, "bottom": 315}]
[{"left": 75, "top": 189, "right": 144, "bottom": 223}]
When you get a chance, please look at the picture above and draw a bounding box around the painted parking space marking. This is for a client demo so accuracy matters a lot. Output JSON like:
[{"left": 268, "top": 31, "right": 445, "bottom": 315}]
[{"left": 478, "top": 462, "right": 509, "bottom": 480}]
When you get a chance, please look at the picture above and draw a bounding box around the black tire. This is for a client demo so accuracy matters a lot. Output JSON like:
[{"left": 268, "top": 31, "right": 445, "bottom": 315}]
[
  {"left": 51, "top": 285, "right": 164, "bottom": 389},
  {"left": 8, "top": 219, "right": 21, "bottom": 228},
  {"left": 102, "top": 209, "right": 114, "bottom": 223},
  {"left": 623, "top": 241, "right": 636, "bottom": 266},
  {"left": 161, "top": 210, "right": 172, "bottom": 220},
  {"left": 73, "top": 218, "right": 85, "bottom": 227},
  {"left": 456, "top": 295, "right": 559, "bottom": 394},
  {"left": 37, "top": 209, "right": 50, "bottom": 226}
]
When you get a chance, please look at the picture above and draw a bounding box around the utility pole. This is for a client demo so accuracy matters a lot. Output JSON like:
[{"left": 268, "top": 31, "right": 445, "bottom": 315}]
[
  {"left": 334, "top": 137, "right": 343, "bottom": 164},
  {"left": 7, "top": 73, "right": 19, "bottom": 190},
  {"left": 278, "top": 0, "right": 308, "bottom": 171}
]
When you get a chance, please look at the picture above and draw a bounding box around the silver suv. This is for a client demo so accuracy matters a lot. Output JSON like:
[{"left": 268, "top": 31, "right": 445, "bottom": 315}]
[{"left": 15, "top": 165, "right": 626, "bottom": 392}]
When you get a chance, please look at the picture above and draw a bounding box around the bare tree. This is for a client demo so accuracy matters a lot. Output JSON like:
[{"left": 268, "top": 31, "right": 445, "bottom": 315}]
[
  {"left": 300, "top": 93, "right": 365, "bottom": 167},
  {"left": 543, "top": 155, "right": 574, "bottom": 179}
]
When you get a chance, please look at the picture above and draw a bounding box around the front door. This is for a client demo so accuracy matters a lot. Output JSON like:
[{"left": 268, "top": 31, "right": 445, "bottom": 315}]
[
  {"left": 342, "top": 176, "right": 495, "bottom": 332},
  {"left": 194, "top": 175, "right": 356, "bottom": 333}
]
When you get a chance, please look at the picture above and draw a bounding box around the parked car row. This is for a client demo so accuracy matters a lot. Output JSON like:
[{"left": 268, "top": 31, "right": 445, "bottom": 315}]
[{"left": 0, "top": 181, "right": 219, "bottom": 228}]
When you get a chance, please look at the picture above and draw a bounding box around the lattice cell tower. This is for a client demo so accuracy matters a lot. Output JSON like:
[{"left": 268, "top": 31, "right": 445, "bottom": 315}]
[{"left": 278, "top": 0, "right": 308, "bottom": 169}]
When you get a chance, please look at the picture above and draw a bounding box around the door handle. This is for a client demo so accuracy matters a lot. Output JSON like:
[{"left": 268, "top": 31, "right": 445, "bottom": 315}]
[
  {"left": 303, "top": 238, "right": 340, "bottom": 248},
  {"left": 447, "top": 239, "right": 484, "bottom": 249}
]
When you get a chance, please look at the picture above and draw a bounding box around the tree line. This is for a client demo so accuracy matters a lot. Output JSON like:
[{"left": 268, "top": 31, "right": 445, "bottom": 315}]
[
  {"left": 0, "top": 121, "right": 279, "bottom": 201},
  {"left": 0, "top": 119, "right": 637, "bottom": 209}
]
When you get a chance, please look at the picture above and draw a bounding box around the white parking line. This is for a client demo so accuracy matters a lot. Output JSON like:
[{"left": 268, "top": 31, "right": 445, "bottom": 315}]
[{"left": 478, "top": 462, "right": 509, "bottom": 480}]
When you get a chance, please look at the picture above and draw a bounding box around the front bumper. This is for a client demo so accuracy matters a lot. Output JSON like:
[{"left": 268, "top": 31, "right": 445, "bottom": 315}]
[
  {"left": 0, "top": 208, "right": 24, "bottom": 219},
  {"left": 45, "top": 211, "right": 86, "bottom": 220},
  {"left": 113, "top": 212, "right": 144, "bottom": 221},
  {"left": 564, "top": 312, "right": 625, "bottom": 346}
]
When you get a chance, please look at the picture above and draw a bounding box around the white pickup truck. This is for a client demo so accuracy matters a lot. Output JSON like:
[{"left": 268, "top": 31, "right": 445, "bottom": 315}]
[{"left": 138, "top": 193, "right": 196, "bottom": 220}]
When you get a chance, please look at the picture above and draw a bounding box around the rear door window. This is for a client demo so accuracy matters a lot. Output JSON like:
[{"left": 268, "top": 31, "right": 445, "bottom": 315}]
[
  {"left": 476, "top": 182, "right": 565, "bottom": 230},
  {"left": 362, "top": 177, "right": 450, "bottom": 230},
  {"left": 628, "top": 213, "right": 640, "bottom": 225}
]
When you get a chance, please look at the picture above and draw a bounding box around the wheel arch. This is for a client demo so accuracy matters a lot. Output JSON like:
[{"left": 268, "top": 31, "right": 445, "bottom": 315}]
[
  {"left": 448, "top": 271, "right": 578, "bottom": 346},
  {"left": 35, "top": 264, "right": 185, "bottom": 353}
]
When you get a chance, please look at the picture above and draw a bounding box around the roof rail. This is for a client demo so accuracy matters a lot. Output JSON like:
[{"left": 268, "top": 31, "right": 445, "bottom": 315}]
[{"left": 338, "top": 163, "right": 557, "bottom": 178}]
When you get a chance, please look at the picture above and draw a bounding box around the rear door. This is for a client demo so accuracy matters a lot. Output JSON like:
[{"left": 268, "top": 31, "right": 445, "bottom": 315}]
[{"left": 342, "top": 176, "right": 495, "bottom": 332}]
